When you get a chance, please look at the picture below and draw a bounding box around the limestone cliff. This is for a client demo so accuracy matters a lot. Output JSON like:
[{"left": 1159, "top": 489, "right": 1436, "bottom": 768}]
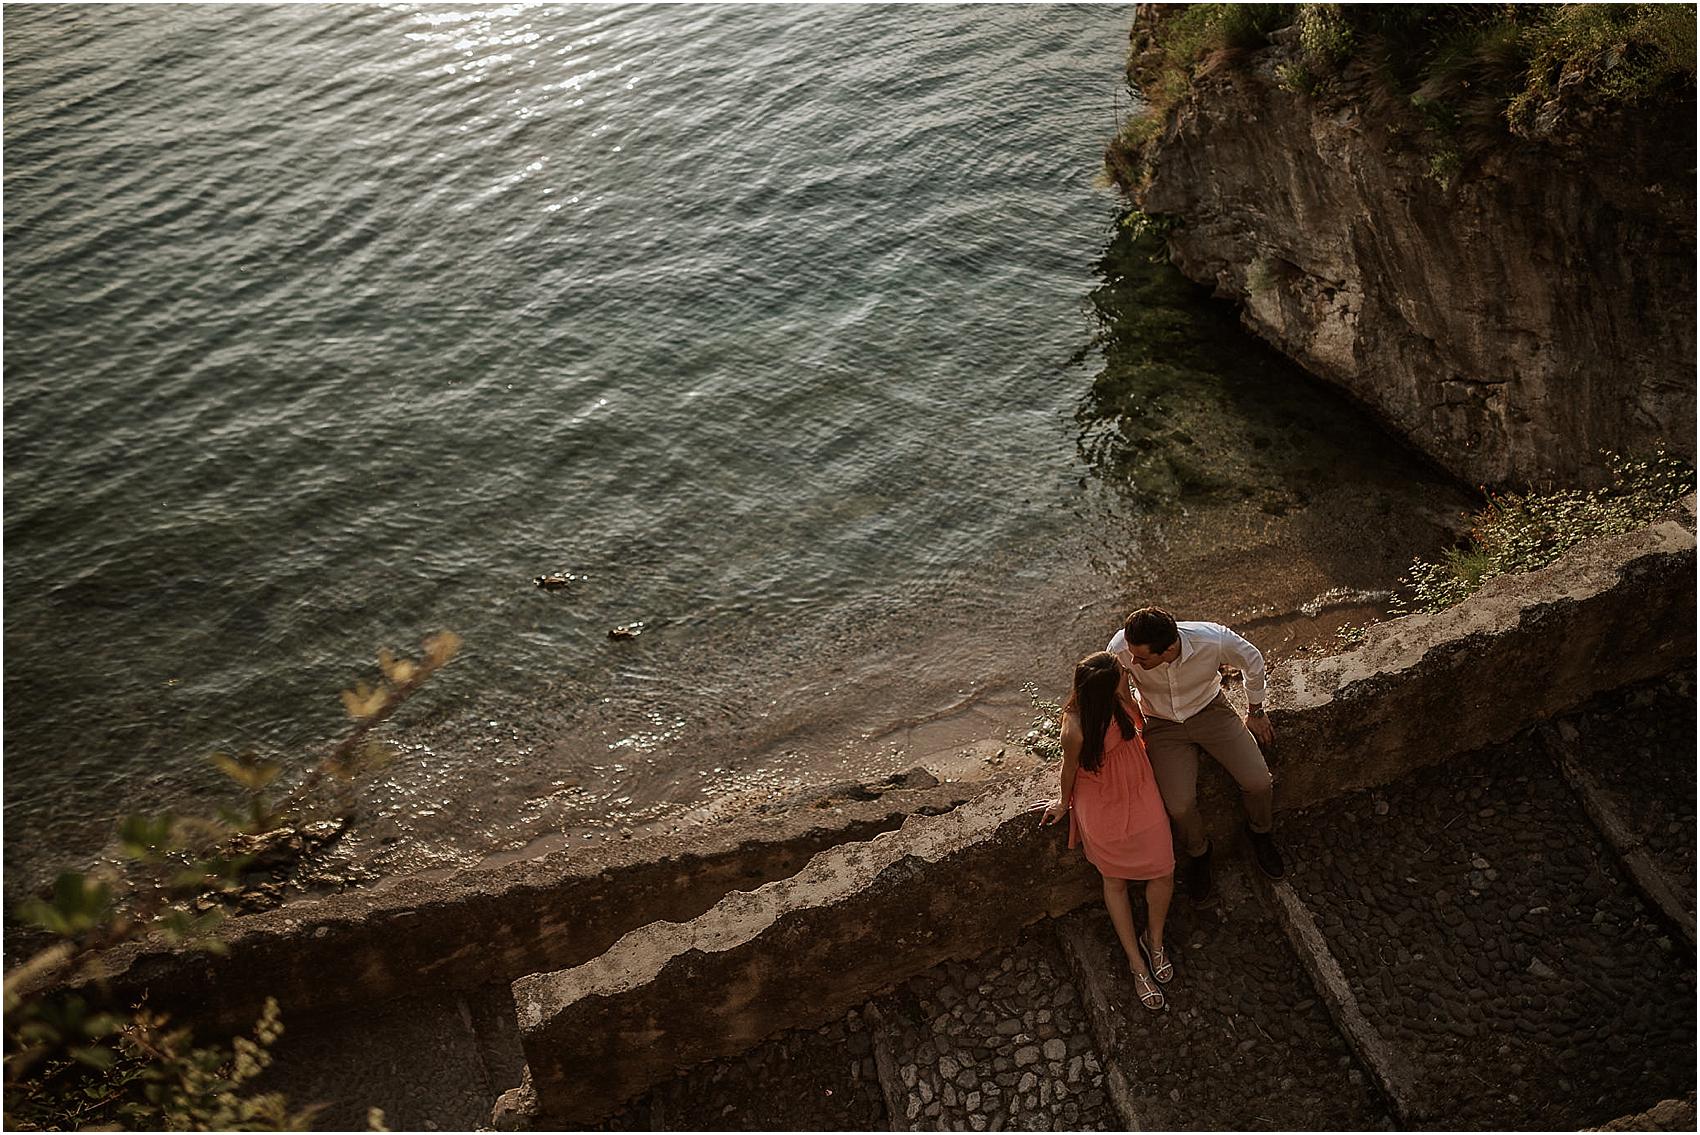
[{"left": 1112, "top": 20, "right": 1696, "bottom": 488}]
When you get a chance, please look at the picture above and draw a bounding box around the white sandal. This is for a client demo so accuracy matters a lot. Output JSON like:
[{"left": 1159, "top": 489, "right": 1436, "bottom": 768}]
[
  {"left": 1133, "top": 970, "right": 1165, "bottom": 1011},
  {"left": 1140, "top": 935, "right": 1174, "bottom": 984}
]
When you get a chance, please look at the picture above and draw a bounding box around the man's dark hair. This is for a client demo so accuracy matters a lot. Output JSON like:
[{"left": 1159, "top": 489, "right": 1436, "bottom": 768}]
[{"left": 1123, "top": 606, "right": 1179, "bottom": 652}]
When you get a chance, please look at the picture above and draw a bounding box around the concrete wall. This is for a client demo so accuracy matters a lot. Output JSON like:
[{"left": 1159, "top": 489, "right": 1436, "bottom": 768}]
[{"left": 515, "top": 501, "right": 1696, "bottom": 1123}]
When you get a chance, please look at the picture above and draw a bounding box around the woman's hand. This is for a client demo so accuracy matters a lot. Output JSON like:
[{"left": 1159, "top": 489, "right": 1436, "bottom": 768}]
[{"left": 1038, "top": 798, "right": 1068, "bottom": 826}]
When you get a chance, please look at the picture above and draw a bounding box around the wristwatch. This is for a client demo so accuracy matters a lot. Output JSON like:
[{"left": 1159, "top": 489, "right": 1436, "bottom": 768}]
[{"left": 1247, "top": 706, "right": 1266, "bottom": 717}]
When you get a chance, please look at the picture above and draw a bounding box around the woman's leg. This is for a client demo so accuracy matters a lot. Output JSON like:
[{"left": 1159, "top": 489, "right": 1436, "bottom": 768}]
[
  {"left": 1102, "top": 876, "right": 1150, "bottom": 975},
  {"left": 1144, "top": 873, "right": 1174, "bottom": 951}
]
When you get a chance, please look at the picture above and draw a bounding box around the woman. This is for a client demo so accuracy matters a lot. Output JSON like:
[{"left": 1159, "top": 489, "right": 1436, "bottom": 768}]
[{"left": 1041, "top": 651, "right": 1176, "bottom": 1010}]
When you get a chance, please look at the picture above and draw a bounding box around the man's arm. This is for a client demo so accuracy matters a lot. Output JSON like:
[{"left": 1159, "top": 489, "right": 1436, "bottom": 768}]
[{"left": 1219, "top": 625, "right": 1273, "bottom": 745}]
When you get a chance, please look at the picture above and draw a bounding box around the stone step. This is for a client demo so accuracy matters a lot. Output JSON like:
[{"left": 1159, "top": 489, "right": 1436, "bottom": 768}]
[
  {"left": 1277, "top": 729, "right": 1697, "bottom": 1129},
  {"left": 593, "top": 1011, "right": 891, "bottom": 1131},
  {"left": 598, "top": 923, "right": 1120, "bottom": 1132},
  {"left": 1056, "top": 859, "right": 1394, "bottom": 1131},
  {"left": 507, "top": 772, "right": 1100, "bottom": 1127},
  {"left": 590, "top": 876, "right": 1414, "bottom": 1134},
  {"left": 1546, "top": 673, "right": 1696, "bottom": 941},
  {"left": 866, "top": 923, "right": 1119, "bottom": 1131},
  {"left": 255, "top": 990, "right": 504, "bottom": 1131}
]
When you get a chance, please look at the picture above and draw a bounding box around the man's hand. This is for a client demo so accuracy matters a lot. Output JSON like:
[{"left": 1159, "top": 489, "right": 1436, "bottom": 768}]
[
  {"left": 1245, "top": 712, "right": 1274, "bottom": 748},
  {"left": 1038, "top": 798, "right": 1068, "bottom": 826}
]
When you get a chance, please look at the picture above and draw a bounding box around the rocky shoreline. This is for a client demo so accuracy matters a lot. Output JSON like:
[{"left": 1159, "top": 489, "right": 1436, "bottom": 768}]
[{"left": 14, "top": 455, "right": 1471, "bottom": 932}]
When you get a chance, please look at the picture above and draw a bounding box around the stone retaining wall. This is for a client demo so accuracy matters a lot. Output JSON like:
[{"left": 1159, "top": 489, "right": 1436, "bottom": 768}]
[
  {"left": 1254, "top": 497, "right": 1697, "bottom": 810},
  {"left": 81, "top": 782, "right": 971, "bottom": 1031},
  {"left": 512, "top": 774, "right": 1095, "bottom": 1127}
]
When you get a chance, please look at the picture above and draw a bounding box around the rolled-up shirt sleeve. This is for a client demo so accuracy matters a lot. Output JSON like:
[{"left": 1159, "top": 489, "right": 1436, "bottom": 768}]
[{"left": 1218, "top": 625, "right": 1268, "bottom": 708}]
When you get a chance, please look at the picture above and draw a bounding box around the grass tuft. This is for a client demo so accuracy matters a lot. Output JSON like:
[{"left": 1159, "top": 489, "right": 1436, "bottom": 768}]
[{"left": 1109, "top": 3, "right": 1697, "bottom": 191}]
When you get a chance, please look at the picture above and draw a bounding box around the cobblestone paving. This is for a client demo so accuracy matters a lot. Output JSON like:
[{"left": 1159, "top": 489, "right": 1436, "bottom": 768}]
[
  {"left": 1565, "top": 673, "right": 1696, "bottom": 915},
  {"left": 877, "top": 924, "right": 1120, "bottom": 1131},
  {"left": 1058, "top": 886, "right": 1392, "bottom": 1130},
  {"left": 1284, "top": 735, "right": 1697, "bottom": 1129},
  {"left": 600, "top": 1015, "right": 888, "bottom": 1130}
]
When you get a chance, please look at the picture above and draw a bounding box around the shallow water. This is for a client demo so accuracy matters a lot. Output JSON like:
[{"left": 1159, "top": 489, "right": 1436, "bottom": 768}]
[
  {"left": 3, "top": 4, "right": 1142, "bottom": 885},
  {"left": 3, "top": 5, "right": 1472, "bottom": 896}
]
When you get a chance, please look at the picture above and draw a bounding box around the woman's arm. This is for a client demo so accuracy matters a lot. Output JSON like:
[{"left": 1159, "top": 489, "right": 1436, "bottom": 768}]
[{"left": 1040, "top": 711, "right": 1082, "bottom": 825}]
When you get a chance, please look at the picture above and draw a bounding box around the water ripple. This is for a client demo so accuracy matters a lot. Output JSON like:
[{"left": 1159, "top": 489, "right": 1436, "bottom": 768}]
[{"left": 4, "top": 3, "right": 1132, "bottom": 891}]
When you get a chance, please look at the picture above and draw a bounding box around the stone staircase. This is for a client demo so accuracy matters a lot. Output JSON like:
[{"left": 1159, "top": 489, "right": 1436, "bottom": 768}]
[
  {"left": 215, "top": 509, "right": 1695, "bottom": 1129},
  {"left": 1277, "top": 715, "right": 1695, "bottom": 1130},
  {"left": 520, "top": 674, "right": 1695, "bottom": 1132}
]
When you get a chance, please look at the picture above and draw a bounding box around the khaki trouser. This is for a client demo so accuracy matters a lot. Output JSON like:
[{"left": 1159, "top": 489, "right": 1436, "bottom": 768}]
[{"left": 1142, "top": 691, "right": 1274, "bottom": 856}]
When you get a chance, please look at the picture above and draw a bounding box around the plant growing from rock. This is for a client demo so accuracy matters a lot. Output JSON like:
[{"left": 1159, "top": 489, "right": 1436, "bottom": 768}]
[
  {"left": 3, "top": 633, "right": 459, "bottom": 1131},
  {"left": 1295, "top": 3, "right": 1353, "bottom": 76},
  {"left": 1020, "top": 683, "right": 1064, "bottom": 764},
  {"left": 1393, "top": 449, "right": 1693, "bottom": 615},
  {"left": 1111, "top": 5, "right": 1696, "bottom": 195},
  {"left": 1110, "top": 3, "right": 1295, "bottom": 181},
  {"left": 1245, "top": 253, "right": 1284, "bottom": 296},
  {"left": 1507, "top": 3, "right": 1697, "bottom": 132}
]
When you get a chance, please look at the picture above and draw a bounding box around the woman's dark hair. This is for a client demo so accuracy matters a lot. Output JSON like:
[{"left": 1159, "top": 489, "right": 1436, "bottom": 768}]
[
  {"left": 1123, "top": 606, "right": 1179, "bottom": 653},
  {"left": 1063, "top": 651, "right": 1135, "bottom": 772}
]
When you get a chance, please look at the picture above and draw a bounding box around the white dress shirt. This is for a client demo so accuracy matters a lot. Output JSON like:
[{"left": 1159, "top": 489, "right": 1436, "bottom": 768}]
[{"left": 1106, "top": 620, "right": 1267, "bottom": 722}]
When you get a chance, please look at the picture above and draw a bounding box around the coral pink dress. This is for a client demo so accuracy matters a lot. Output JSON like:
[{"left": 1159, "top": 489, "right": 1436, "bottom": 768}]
[{"left": 1067, "top": 701, "right": 1176, "bottom": 881}]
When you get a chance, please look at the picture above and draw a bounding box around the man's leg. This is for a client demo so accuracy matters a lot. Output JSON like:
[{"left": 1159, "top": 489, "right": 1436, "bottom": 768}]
[
  {"left": 1143, "top": 724, "right": 1214, "bottom": 900},
  {"left": 1193, "top": 696, "right": 1285, "bottom": 877},
  {"left": 1143, "top": 724, "right": 1205, "bottom": 854}
]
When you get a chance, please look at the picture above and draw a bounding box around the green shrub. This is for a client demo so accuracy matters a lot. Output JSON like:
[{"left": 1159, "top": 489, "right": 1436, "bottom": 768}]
[
  {"left": 1114, "top": 4, "right": 1696, "bottom": 191},
  {"left": 1276, "top": 59, "right": 1321, "bottom": 96},
  {"left": 1509, "top": 3, "right": 1698, "bottom": 128},
  {"left": 1296, "top": 4, "right": 1354, "bottom": 73},
  {"left": 1393, "top": 449, "right": 1694, "bottom": 615},
  {"left": 1127, "top": 4, "right": 1299, "bottom": 123},
  {"left": 1426, "top": 142, "right": 1463, "bottom": 187}
]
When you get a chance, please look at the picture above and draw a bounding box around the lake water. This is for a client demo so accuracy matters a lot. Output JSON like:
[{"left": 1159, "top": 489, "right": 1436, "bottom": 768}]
[{"left": 3, "top": 4, "right": 1471, "bottom": 896}]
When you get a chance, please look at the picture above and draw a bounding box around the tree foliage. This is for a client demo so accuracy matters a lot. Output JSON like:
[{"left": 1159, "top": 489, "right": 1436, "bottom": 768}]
[{"left": 4, "top": 633, "right": 460, "bottom": 1130}]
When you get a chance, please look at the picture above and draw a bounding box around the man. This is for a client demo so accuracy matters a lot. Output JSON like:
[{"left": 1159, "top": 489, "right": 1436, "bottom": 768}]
[{"left": 1108, "top": 605, "right": 1285, "bottom": 901}]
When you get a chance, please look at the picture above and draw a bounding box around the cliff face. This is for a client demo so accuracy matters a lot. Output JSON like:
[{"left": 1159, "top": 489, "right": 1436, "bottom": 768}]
[{"left": 1121, "top": 37, "right": 1696, "bottom": 487}]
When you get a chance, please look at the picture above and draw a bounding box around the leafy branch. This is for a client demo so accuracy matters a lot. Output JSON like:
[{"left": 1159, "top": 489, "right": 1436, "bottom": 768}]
[{"left": 4, "top": 632, "right": 459, "bottom": 1130}]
